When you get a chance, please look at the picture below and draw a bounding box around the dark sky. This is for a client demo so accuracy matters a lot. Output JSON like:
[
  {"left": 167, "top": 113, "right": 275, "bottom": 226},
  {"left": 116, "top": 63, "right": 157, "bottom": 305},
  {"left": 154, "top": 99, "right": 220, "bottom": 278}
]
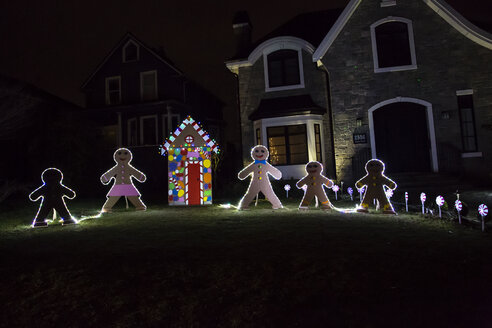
[{"left": 0, "top": 0, "right": 491, "bottom": 139}]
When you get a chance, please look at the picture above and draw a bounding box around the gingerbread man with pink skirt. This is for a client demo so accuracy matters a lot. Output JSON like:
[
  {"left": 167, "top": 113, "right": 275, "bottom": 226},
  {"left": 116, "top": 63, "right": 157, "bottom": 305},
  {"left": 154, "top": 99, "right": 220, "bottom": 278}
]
[{"left": 100, "top": 148, "right": 147, "bottom": 212}]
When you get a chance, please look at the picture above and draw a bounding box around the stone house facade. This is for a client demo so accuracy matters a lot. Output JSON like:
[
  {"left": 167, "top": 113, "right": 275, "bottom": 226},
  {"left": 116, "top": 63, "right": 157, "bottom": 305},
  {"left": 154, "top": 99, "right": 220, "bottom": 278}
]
[{"left": 227, "top": 0, "right": 492, "bottom": 183}]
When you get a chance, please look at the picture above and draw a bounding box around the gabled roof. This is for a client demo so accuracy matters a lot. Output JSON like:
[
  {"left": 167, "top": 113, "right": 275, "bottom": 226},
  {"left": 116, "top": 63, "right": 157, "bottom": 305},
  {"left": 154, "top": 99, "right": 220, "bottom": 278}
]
[
  {"left": 249, "top": 94, "right": 326, "bottom": 120},
  {"left": 313, "top": 0, "right": 492, "bottom": 62},
  {"left": 228, "top": 9, "right": 343, "bottom": 62},
  {"left": 81, "top": 32, "right": 183, "bottom": 89},
  {"left": 160, "top": 116, "right": 219, "bottom": 154}
]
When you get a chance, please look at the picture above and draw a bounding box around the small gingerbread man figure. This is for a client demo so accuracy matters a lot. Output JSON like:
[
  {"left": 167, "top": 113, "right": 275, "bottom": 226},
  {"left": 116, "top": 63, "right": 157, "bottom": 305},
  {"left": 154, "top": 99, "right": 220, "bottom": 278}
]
[
  {"left": 100, "top": 148, "right": 147, "bottom": 212},
  {"left": 237, "top": 145, "right": 283, "bottom": 210},
  {"left": 296, "top": 161, "right": 333, "bottom": 210},
  {"left": 29, "top": 168, "right": 77, "bottom": 227},
  {"left": 356, "top": 159, "right": 397, "bottom": 214}
]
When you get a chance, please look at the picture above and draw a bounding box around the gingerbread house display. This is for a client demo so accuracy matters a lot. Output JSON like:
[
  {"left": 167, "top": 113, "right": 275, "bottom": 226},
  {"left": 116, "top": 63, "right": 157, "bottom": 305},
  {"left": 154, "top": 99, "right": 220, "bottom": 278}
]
[{"left": 160, "top": 116, "right": 219, "bottom": 205}]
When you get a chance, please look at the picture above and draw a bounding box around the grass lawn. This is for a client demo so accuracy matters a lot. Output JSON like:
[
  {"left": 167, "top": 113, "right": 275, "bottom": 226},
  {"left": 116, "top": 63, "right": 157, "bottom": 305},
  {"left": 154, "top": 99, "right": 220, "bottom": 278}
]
[{"left": 1, "top": 199, "right": 492, "bottom": 327}]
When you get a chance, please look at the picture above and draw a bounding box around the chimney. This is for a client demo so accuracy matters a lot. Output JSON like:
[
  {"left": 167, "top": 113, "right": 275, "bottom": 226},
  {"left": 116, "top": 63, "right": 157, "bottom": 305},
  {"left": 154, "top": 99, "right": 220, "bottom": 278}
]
[{"left": 232, "top": 11, "right": 252, "bottom": 55}]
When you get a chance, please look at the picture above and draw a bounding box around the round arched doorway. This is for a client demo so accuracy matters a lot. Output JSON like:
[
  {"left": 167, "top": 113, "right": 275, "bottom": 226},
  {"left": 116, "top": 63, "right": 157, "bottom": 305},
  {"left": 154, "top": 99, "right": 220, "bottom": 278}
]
[{"left": 372, "top": 101, "right": 432, "bottom": 173}]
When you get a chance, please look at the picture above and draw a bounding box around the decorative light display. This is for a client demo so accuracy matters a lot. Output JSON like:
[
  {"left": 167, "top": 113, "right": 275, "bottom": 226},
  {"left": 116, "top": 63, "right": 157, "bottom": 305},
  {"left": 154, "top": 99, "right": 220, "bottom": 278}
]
[
  {"left": 435, "top": 195, "right": 444, "bottom": 218},
  {"left": 29, "top": 168, "right": 77, "bottom": 227},
  {"left": 159, "top": 116, "right": 219, "bottom": 206},
  {"left": 405, "top": 192, "right": 409, "bottom": 212},
  {"left": 357, "top": 186, "right": 365, "bottom": 202},
  {"left": 420, "top": 193, "right": 426, "bottom": 214},
  {"left": 385, "top": 188, "right": 393, "bottom": 199},
  {"left": 296, "top": 161, "right": 333, "bottom": 210},
  {"left": 100, "top": 148, "right": 147, "bottom": 212},
  {"left": 340, "top": 181, "right": 344, "bottom": 194},
  {"left": 479, "top": 204, "right": 488, "bottom": 232},
  {"left": 347, "top": 187, "right": 353, "bottom": 201},
  {"left": 237, "top": 145, "right": 282, "bottom": 210},
  {"left": 455, "top": 200, "right": 462, "bottom": 224},
  {"left": 332, "top": 184, "right": 339, "bottom": 200},
  {"left": 355, "top": 159, "right": 397, "bottom": 214},
  {"left": 284, "top": 184, "right": 291, "bottom": 198}
]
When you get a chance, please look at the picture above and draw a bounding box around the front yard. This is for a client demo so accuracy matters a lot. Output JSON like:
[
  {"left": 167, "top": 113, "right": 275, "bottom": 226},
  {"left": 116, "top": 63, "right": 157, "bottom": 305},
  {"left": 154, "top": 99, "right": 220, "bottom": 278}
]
[{"left": 1, "top": 200, "right": 492, "bottom": 327}]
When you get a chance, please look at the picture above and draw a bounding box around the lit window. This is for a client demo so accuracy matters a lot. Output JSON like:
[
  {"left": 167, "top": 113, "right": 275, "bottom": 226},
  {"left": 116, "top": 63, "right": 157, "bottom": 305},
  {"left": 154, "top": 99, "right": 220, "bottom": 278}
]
[
  {"left": 457, "top": 94, "right": 478, "bottom": 152},
  {"left": 371, "top": 18, "right": 417, "bottom": 72},
  {"left": 140, "top": 115, "right": 158, "bottom": 145},
  {"left": 267, "top": 124, "right": 308, "bottom": 165},
  {"left": 267, "top": 50, "right": 300, "bottom": 88},
  {"left": 105, "top": 76, "right": 121, "bottom": 105},
  {"left": 123, "top": 41, "right": 139, "bottom": 63},
  {"left": 140, "top": 71, "right": 158, "bottom": 101}
]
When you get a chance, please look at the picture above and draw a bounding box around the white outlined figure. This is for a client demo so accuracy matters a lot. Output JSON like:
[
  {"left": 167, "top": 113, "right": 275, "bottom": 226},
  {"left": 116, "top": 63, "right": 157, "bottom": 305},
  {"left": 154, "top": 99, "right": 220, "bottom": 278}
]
[
  {"left": 29, "top": 168, "right": 77, "bottom": 228},
  {"left": 100, "top": 148, "right": 146, "bottom": 212},
  {"left": 237, "top": 145, "right": 282, "bottom": 210},
  {"left": 296, "top": 161, "right": 333, "bottom": 210}
]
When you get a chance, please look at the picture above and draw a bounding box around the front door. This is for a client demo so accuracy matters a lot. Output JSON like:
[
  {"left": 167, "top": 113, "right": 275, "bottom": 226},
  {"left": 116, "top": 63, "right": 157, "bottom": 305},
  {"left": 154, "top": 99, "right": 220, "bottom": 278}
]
[
  {"left": 187, "top": 162, "right": 201, "bottom": 205},
  {"left": 373, "top": 102, "right": 431, "bottom": 173}
]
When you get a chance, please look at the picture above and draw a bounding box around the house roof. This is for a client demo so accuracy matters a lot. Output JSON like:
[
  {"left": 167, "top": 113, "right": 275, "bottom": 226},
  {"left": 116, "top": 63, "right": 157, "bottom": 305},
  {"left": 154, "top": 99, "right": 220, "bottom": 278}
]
[
  {"left": 228, "top": 9, "right": 343, "bottom": 62},
  {"left": 81, "top": 32, "right": 183, "bottom": 89},
  {"left": 249, "top": 94, "right": 326, "bottom": 121},
  {"left": 160, "top": 116, "right": 219, "bottom": 154},
  {"left": 312, "top": 0, "right": 492, "bottom": 62}
]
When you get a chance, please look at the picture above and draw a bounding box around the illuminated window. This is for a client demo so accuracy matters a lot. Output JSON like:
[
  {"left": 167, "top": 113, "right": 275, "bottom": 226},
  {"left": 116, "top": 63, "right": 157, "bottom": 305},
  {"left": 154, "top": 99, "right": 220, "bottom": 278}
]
[
  {"left": 267, "top": 50, "right": 300, "bottom": 88},
  {"left": 140, "top": 71, "right": 158, "bottom": 101},
  {"left": 267, "top": 124, "right": 307, "bottom": 165},
  {"left": 457, "top": 94, "right": 478, "bottom": 152},
  {"left": 314, "top": 124, "right": 322, "bottom": 162},
  {"left": 371, "top": 18, "right": 417, "bottom": 72},
  {"left": 105, "top": 76, "right": 121, "bottom": 105},
  {"left": 256, "top": 128, "right": 261, "bottom": 145},
  {"left": 140, "top": 115, "right": 158, "bottom": 145},
  {"left": 123, "top": 40, "right": 139, "bottom": 63},
  {"left": 127, "top": 118, "right": 138, "bottom": 146}
]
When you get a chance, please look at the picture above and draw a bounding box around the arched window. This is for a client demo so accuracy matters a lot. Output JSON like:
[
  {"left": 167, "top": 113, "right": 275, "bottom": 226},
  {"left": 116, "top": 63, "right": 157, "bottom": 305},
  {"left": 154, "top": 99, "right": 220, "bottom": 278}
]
[
  {"left": 123, "top": 40, "right": 139, "bottom": 63},
  {"left": 371, "top": 18, "right": 417, "bottom": 72},
  {"left": 267, "top": 50, "right": 300, "bottom": 88}
]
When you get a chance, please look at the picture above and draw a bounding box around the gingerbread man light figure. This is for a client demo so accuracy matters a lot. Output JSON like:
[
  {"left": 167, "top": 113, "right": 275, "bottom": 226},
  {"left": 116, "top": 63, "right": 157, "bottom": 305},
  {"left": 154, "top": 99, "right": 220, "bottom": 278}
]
[
  {"left": 355, "top": 159, "right": 397, "bottom": 214},
  {"left": 296, "top": 161, "right": 333, "bottom": 210},
  {"left": 29, "top": 168, "right": 77, "bottom": 227},
  {"left": 100, "top": 148, "right": 147, "bottom": 212},
  {"left": 237, "top": 145, "right": 283, "bottom": 210}
]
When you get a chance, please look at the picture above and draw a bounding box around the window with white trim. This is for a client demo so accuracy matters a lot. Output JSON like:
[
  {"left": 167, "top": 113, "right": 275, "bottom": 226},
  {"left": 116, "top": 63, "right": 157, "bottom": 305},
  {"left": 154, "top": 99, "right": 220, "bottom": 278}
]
[
  {"left": 105, "top": 76, "right": 121, "bottom": 105},
  {"left": 127, "top": 118, "right": 138, "bottom": 146},
  {"left": 140, "top": 71, "right": 158, "bottom": 101},
  {"left": 371, "top": 18, "right": 417, "bottom": 72},
  {"left": 140, "top": 115, "right": 158, "bottom": 145},
  {"left": 457, "top": 94, "right": 478, "bottom": 152},
  {"left": 163, "top": 112, "right": 180, "bottom": 138},
  {"left": 123, "top": 40, "right": 139, "bottom": 63},
  {"left": 267, "top": 124, "right": 308, "bottom": 165}
]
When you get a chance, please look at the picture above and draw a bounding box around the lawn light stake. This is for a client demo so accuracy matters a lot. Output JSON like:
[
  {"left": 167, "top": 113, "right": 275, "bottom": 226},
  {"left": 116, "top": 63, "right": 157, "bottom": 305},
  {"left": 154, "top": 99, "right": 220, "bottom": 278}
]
[
  {"left": 341, "top": 181, "right": 344, "bottom": 194},
  {"left": 385, "top": 188, "right": 393, "bottom": 199},
  {"left": 478, "top": 204, "right": 488, "bottom": 232},
  {"left": 357, "top": 186, "right": 365, "bottom": 202},
  {"left": 420, "top": 193, "right": 426, "bottom": 214},
  {"left": 284, "top": 184, "right": 291, "bottom": 198},
  {"left": 455, "top": 200, "right": 462, "bottom": 224},
  {"left": 332, "top": 185, "right": 339, "bottom": 200},
  {"left": 347, "top": 187, "right": 353, "bottom": 201},
  {"left": 405, "top": 192, "right": 409, "bottom": 212},
  {"left": 436, "top": 195, "right": 444, "bottom": 218}
]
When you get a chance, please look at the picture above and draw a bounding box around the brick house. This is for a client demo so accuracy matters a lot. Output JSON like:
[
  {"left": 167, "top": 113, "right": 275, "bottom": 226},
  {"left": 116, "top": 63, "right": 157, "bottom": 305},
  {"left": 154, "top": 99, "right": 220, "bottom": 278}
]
[{"left": 227, "top": 0, "right": 492, "bottom": 183}]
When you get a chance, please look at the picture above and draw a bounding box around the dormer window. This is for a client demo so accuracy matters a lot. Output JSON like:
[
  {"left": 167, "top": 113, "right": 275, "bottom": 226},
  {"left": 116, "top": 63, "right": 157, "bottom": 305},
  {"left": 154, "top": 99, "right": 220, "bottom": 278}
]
[
  {"left": 123, "top": 40, "right": 139, "bottom": 63},
  {"left": 371, "top": 17, "right": 417, "bottom": 72},
  {"left": 265, "top": 49, "right": 304, "bottom": 91}
]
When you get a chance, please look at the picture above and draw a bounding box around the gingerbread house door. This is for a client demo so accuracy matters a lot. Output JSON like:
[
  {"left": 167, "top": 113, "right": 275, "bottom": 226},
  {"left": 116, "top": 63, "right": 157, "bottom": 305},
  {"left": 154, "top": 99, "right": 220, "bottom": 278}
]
[{"left": 187, "top": 162, "right": 201, "bottom": 205}]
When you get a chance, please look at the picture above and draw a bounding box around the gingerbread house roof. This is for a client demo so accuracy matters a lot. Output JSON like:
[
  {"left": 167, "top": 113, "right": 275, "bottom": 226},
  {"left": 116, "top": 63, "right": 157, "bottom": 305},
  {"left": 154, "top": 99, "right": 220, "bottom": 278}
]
[{"left": 160, "top": 116, "right": 219, "bottom": 154}]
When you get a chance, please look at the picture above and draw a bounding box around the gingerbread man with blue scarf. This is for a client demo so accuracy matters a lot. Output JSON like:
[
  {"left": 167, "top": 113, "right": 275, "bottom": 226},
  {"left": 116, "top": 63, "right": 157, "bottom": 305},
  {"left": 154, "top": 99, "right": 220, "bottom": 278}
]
[{"left": 238, "top": 145, "right": 283, "bottom": 210}]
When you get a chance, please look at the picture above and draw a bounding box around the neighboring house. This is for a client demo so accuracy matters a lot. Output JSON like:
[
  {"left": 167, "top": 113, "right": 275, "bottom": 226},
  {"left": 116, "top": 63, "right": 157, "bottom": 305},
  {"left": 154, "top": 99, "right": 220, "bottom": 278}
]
[
  {"left": 82, "top": 32, "right": 222, "bottom": 151},
  {"left": 226, "top": 0, "right": 492, "bottom": 183}
]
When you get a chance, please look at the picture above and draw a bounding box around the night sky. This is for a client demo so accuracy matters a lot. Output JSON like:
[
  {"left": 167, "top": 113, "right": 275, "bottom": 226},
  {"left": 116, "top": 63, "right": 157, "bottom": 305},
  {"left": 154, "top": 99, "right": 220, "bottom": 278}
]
[{"left": 1, "top": 0, "right": 491, "bottom": 141}]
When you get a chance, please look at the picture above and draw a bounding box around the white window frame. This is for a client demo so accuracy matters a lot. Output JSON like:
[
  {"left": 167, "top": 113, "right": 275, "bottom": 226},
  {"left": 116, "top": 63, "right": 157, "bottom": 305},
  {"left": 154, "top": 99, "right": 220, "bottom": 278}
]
[
  {"left": 254, "top": 115, "right": 325, "bottom": 179},
  {"left": 140, "top": 70, "right": 158, "bottom": 101},
  {"left": 162, "top": 110, "right": 180, "bottom": 138},
  {"left": 127, "top": 117, "right": 137, "bottom": 146},
  {"left": 263, "top": 46, "right": 305, "bottom": 92},
  {"left": 122, "top": 40, "right": 140, "bottom": 63},
  {"left": 105, "top": 76, "right": 121, "bottom": 105},
  {"left": 370, "top": 17, "right": 417, "bottom": 73},
  {"left": 140, "top": 115, "right": 158, "bottom": 146}
]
